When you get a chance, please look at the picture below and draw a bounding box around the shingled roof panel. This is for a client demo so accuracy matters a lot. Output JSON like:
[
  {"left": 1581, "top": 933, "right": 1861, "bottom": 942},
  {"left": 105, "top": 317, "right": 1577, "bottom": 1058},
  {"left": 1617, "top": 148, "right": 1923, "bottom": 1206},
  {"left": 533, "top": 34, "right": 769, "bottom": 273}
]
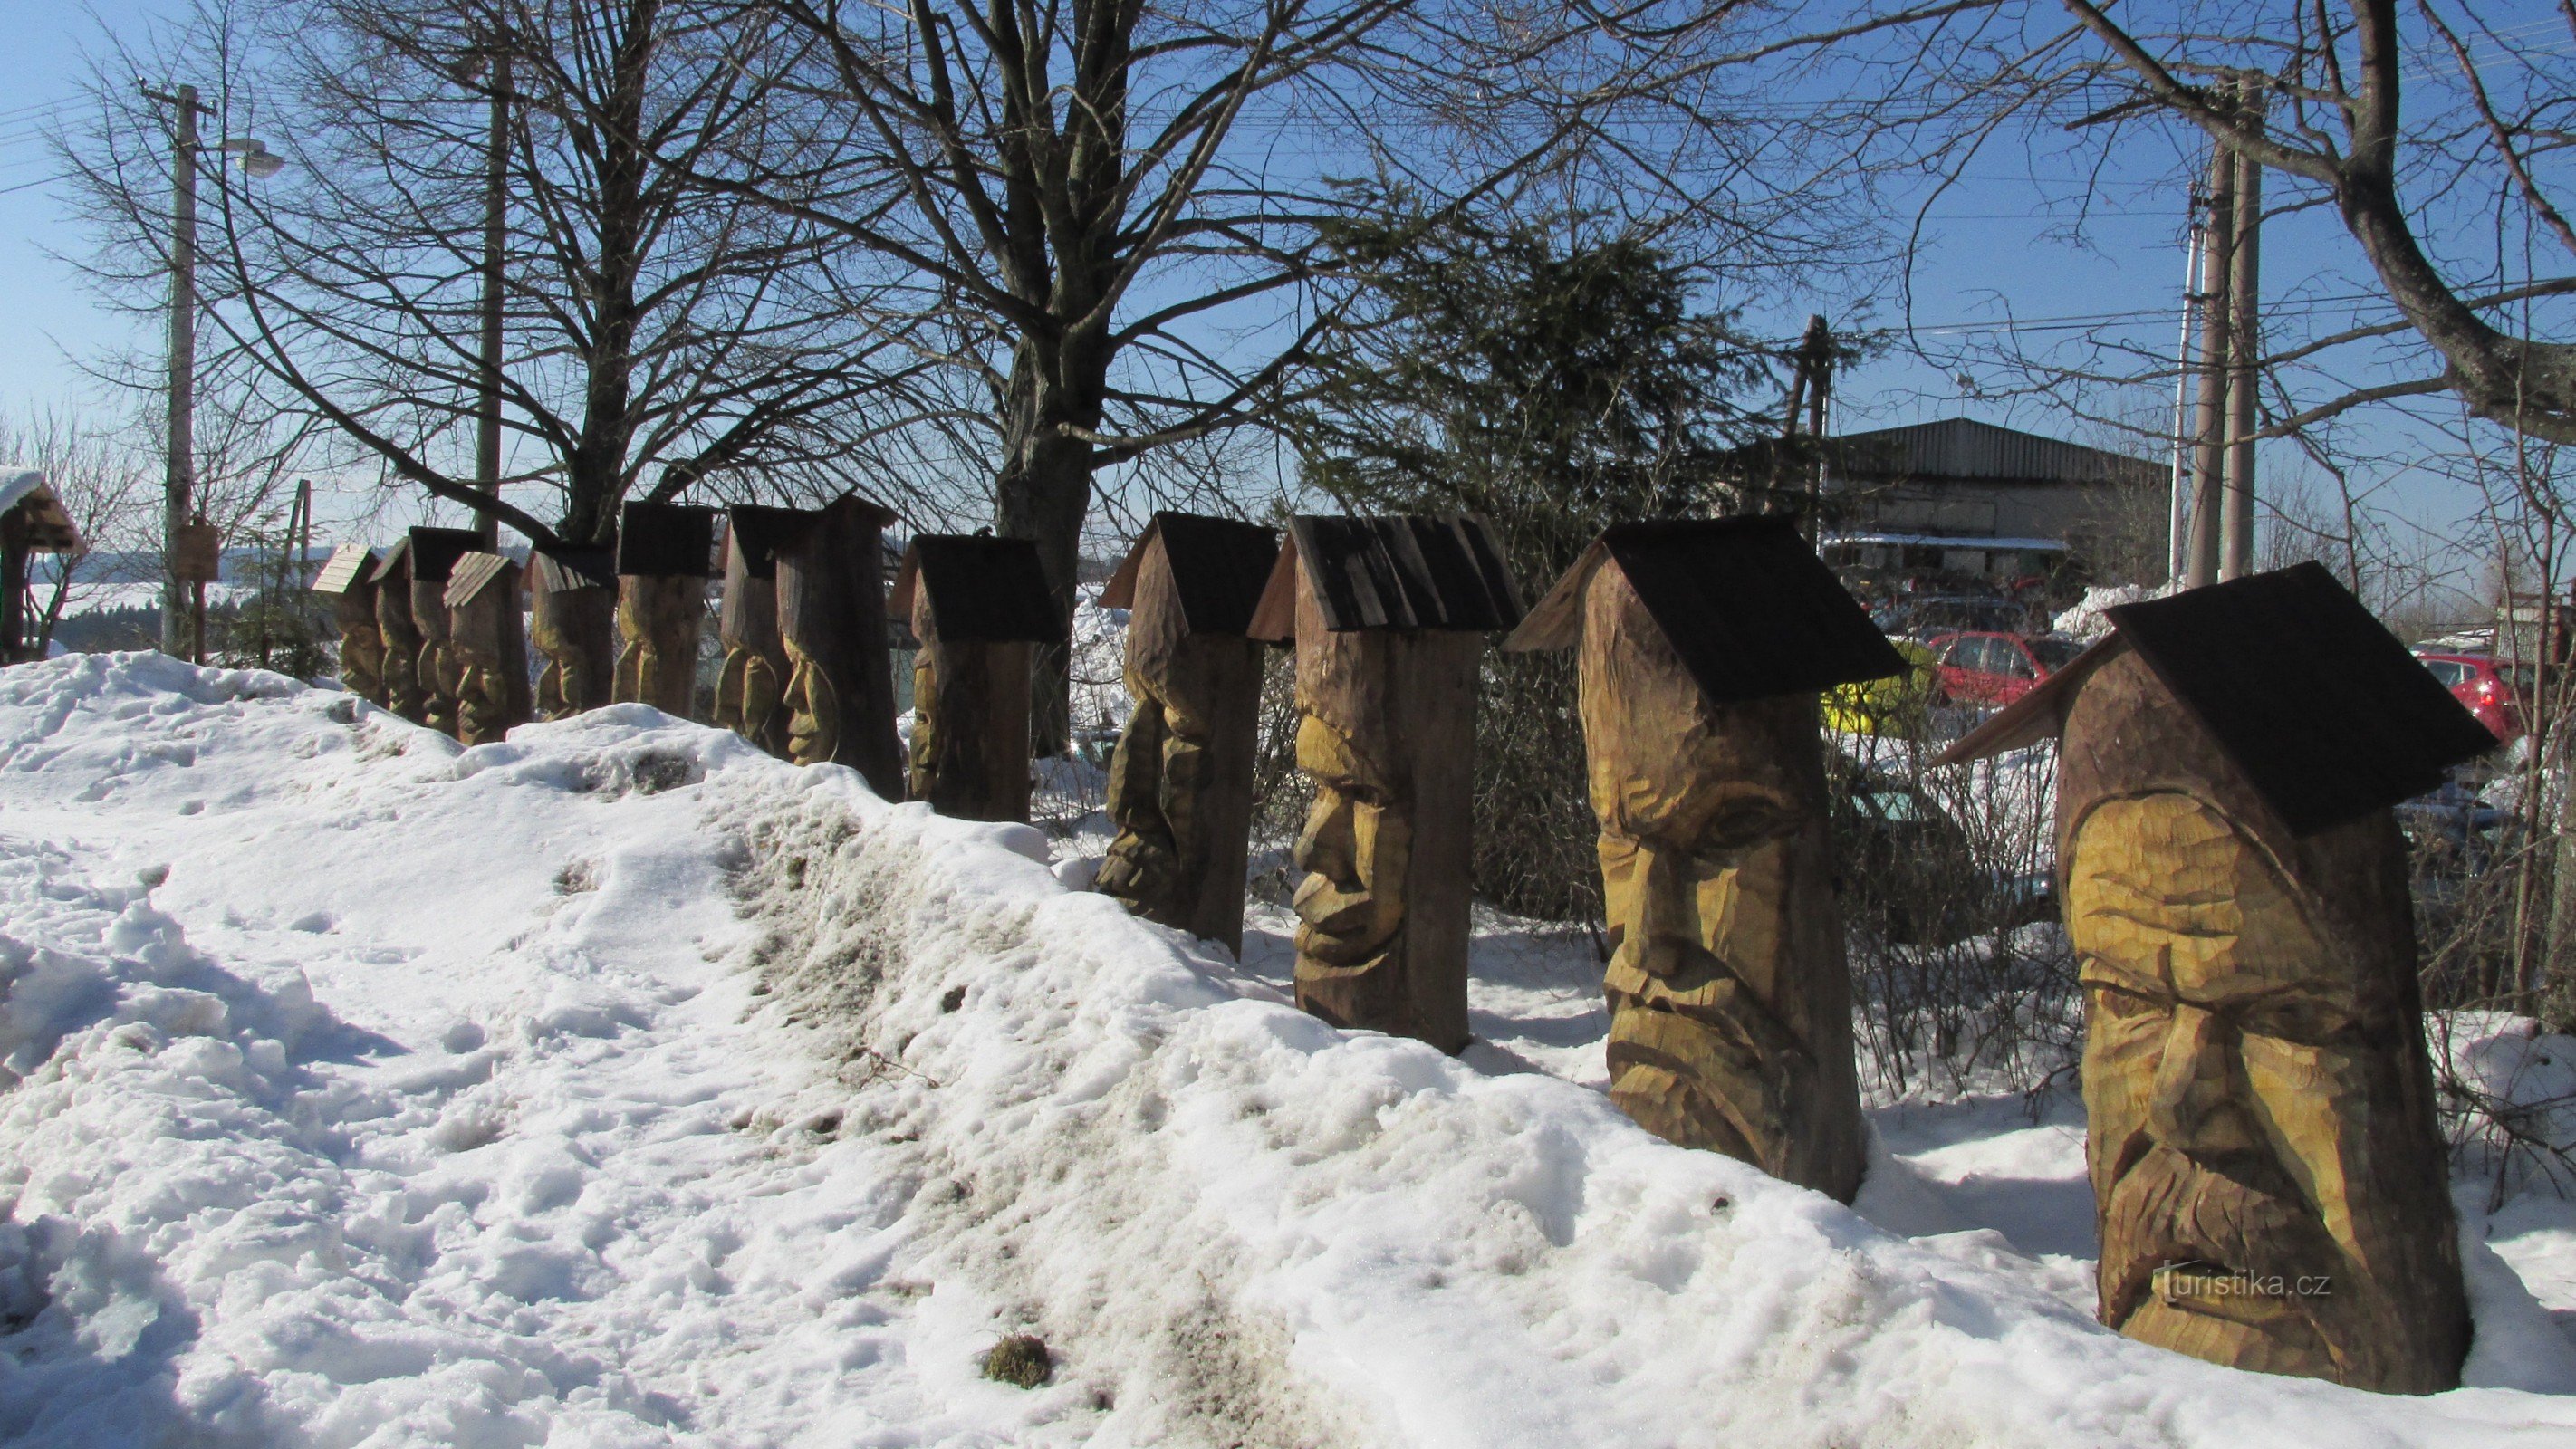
[
  {"left": 1600, "top": 516, "right": 1904, "bottom": 703},
  {"left": 2106, "top": 561, "right": 2497, "bottom": 832},
  {"left": 311, "top": 542, "right": 380, "bottom": 596},
  {"left": 617, "top": 502, "right": 720, "bottom": 578},
  {"left": 443, "top": 551, "right": 516, "bottom": 610},
  {"left": 1100, "top": 513, "right": 1281, "bottom": 635},
  {"left": 895, "top": 535, "right": 1061, "bottom": 643},
  {"left": 530, "top": 546, "right": 616, "bottom": 594},
  {"left": 1290, "top": 515, "right": 1523, "bottom": 633}
]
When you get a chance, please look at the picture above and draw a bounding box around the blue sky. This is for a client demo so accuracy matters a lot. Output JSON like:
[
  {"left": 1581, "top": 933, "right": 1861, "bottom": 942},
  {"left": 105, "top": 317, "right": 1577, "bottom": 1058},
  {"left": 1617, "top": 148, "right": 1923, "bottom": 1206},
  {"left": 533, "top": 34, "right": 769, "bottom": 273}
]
[{"left": 0, "top": 0, "right": 2523, "bottom": 603}]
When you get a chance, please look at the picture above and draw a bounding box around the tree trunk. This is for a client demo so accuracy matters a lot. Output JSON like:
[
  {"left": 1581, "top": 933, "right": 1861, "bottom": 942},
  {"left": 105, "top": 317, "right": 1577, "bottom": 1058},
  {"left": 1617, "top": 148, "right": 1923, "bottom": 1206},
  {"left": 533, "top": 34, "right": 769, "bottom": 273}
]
[{"left": 995, "top": 421, "right": 1093, "bottom": 760}]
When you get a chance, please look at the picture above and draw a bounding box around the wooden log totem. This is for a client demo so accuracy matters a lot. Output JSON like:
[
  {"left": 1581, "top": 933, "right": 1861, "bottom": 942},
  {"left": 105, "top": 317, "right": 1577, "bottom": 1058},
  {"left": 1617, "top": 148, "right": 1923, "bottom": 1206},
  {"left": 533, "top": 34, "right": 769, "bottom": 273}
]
[
  {"left": 891, "top": 534, "right": 1060, "bottom": 822},
  {"left": 1940, "top": 562, "right": 2496, "bottom": 1393},
  {"left": 444, "top": 551, "right": 532, "bottom": 744},
  {"left": 774, "top": 494, "right": 905, "bottom": 798},
  {"left": 612, "top": 501, "right": 718, "bottom": 719},
  {"left": 368, "top": 546, "right": 427, "bottom": 723},
  {"left": 309, "top": 542, "right": 385, "bottom": 705},
  {"left": 1506, "top": 517, "right": 1901, "bottom": 1202},
  {"left": 1245, "top": 515, "right": 1523, "bottom": 1053},
  {"left": 401, "top": 527, "right": 484, "bottom": 737},
  {"left": 1092, "top": 513, "right": 1278, "bottom": 955},
  {"left": 713, "top": 504, "right": 808, "bottom": 759},
  {"left": 528, "top": 547, "right": 617, "bottom": 720},
  {"left": 0, "top": 472, "right": 77, "bottom": 665}
]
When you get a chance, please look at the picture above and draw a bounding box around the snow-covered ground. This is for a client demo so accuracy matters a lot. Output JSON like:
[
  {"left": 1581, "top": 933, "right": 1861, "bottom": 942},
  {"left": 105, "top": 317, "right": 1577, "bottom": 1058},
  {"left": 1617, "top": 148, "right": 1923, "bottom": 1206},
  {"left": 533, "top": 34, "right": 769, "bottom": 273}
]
[{"left": 4, "top": 653, "right": 2576, "bottom": 1446}]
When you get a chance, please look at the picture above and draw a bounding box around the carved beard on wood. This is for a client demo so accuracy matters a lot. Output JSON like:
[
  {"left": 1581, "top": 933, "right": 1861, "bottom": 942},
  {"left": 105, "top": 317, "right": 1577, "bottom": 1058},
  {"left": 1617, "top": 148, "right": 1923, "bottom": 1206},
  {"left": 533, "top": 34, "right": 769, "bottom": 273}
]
[
  {"left": 331, "top": 592, "right": 384, "bottom": 705},
  {"left": 374, "top": 568, "right": 427, "bottom": 724},
  {"left": 2062, "top": 648, "right": 2468, "bottom": 1394},
  {"left": 531, "top": 583, "right": 614, "bottom": 721},
  {"left": 410, "top": 579, "right": 460, "bottom": 736},
  {"left": 614, "top": 576, "right": 704, "bottom": 718},
  {"left": 1577, "top": 564, "right": 1867, "bottom": 1202}
]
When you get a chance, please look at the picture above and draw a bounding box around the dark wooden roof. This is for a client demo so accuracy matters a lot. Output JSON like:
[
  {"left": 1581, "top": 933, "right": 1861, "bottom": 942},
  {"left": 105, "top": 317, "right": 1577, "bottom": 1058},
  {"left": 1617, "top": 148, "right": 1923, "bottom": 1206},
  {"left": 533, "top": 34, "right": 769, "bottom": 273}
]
[
  {"left": 1247, "top": 514, "right": 1523, "bottom": 641},
  {"left": 1506, "top": 516, "right": 1904, "bottom": 703},
  {"left": 889, "top": 535, "right": 1062, "bottom": 642},
  {"left": 0, "top": 470, "right": 78, "bottom": 552},
  {"left": 310, "top": 542, "right": 380, "bottom": 596},
  {"left": 442, "top": 551, "right": 518, "bottom": 609},
  {"left": 616, "top": 501, "right": 720, "bottom": 578},
  {"left": 529, "top": 545, "right": 616, "bottom": 594},
  {"left": 725, "top": 505, "right": 818, "bottom": 581},
  {"left": 1098, "top": 513, "right": 1281, "bottom": 635},
  {"left": 402, "top": 526, "right": 485, "bottom": 584},
  {"left": 1941, "top": 562, "right": 2496, "bottom": 832}
]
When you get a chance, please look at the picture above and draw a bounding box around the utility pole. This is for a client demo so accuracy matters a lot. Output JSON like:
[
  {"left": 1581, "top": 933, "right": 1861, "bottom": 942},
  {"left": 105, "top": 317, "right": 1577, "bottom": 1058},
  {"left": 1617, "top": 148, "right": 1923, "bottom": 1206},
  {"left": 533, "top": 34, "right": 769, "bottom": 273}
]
[
  {"left": 2185, "top": 103, "right": 2236, "bottom": 590},
  {"left": 145, "top": 83, "right": 212, "bottom": 656},
  {"left": 2218, "top": 86, "right": 2266, "bottom": 581},
  {"left": 2167, "top": 197, "right": 2205, "bottom": 586},
  {"left": 474, "top": 31, "right": 511, "bottom": 549}
]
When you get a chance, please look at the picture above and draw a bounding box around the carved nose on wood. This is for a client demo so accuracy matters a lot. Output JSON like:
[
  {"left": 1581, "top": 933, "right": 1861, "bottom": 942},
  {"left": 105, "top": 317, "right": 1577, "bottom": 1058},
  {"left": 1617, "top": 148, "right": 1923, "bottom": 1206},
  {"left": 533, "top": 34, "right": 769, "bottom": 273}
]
[
  {"left": 2147, "top": 1003, "right": 2240, "bottom": 1152},
  {"left": 1629, "top": 841, "right": 1700, "bottom": 979}
]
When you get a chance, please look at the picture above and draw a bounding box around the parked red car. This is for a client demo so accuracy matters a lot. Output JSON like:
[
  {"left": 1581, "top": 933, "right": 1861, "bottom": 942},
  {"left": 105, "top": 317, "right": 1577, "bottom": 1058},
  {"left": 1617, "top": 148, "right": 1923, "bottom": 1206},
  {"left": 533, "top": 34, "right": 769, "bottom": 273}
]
[
  {"left": 1927, "top": 630, "right": 2088, "bottom": 706},
  {"left": 2415, "top": 651, "right": 2532, "bottom": 742}
]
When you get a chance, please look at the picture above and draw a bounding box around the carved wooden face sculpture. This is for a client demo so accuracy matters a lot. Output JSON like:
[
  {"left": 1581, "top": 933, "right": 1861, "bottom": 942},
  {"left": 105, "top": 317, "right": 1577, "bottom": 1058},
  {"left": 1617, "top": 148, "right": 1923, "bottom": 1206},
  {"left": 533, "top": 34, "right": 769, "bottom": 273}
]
[
  {"left": 1577, "top": 570, "right": 1863, "bottom": 1198},
  {"left": 1290, "top": 705, "right": 1412, "bottom": 974},
  {"left": 2060, "top": 647, "right": 2468, "bottom": 1394},
  {"left": 783, "top": 641, "right": 839, "bottom": 766},
  {"left": 2076, "top": 792, "right": 2434, "bottom": 1387}
]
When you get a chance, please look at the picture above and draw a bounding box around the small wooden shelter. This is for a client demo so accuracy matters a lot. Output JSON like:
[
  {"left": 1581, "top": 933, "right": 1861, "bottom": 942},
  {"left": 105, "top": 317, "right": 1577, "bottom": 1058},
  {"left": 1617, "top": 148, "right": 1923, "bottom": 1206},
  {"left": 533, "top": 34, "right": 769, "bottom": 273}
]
[
  {"left": 1939, "top": 562, "right": 2491, "bottom": 1391},
  {"left": 309, "top": 542, "right": 385, "bottom": 704},
  {"left": 444, "top": 551, "right": 532, "bottom": 744},
  {"left": 1092, "top": 513, "right": 1280, "bottom": 954},
  {"left": 774, "top": 494, "right": 904, "bottom": 797},
  {"left": 528, "top": 546, "right": 617, "bottom": 719},
  {"left": 891, "top": 533, "right": 1060, "bottom": 821},
  {"left": 1505, "top": 515, "right": 1900, "bottom": 1200},
  {"left": 1245, "top": 514, "right": 1523, "bottom": 1052},
  {"left": 373, "top": 526, "right": 483, "bottom": 734},
  {"left": 0, "top": 471, "right": 78, "bottom": 665},
  {"left": 613, "top": 501, "right": 718, "bottom": 718}
]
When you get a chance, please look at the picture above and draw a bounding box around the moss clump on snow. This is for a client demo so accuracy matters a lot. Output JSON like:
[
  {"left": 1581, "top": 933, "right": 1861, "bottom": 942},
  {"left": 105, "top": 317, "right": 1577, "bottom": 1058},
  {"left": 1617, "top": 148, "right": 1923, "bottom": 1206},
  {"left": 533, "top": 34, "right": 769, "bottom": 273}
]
[{"left": 983, "top": 1334, "right": 1052, "bottom": 1387}]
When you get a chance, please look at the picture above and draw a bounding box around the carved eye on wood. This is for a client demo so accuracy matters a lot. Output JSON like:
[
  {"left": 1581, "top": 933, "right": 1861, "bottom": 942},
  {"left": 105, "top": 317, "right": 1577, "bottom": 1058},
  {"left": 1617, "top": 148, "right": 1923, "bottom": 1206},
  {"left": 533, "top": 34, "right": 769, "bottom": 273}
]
[{"left": 784, "top": 647, "right": 839, "bottom": 765}]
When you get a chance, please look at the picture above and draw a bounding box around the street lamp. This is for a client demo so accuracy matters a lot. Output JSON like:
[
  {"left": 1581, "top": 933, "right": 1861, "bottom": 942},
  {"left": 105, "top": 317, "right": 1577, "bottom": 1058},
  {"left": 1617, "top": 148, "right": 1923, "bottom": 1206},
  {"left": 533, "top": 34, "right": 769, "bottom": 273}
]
[{"left": 142, "top": 81, "right": 286, "bottom": 658}]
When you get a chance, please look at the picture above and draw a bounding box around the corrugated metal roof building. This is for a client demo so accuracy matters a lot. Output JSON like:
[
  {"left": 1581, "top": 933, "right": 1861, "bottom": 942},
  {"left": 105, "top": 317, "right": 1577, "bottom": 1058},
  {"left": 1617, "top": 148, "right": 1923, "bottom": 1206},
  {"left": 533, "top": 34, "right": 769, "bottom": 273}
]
[{"left": 1815, "top": 417, "right": 2166, "bottom": 582}]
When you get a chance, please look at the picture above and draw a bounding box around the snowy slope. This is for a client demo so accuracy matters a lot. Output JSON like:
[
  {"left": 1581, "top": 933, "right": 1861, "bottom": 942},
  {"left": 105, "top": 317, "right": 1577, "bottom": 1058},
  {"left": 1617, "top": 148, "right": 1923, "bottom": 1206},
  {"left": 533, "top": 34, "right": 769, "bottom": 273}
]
[{"left": 0, "top": 654, "right": 2573, "bottom": 1446}]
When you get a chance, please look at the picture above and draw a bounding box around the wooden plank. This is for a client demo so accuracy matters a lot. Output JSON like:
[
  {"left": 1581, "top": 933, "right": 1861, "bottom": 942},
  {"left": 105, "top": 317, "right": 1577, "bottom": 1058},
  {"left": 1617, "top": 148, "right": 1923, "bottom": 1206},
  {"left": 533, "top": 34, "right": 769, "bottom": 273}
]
[{"left": 773, "top": 495, "right": 904, "bottom": 798}]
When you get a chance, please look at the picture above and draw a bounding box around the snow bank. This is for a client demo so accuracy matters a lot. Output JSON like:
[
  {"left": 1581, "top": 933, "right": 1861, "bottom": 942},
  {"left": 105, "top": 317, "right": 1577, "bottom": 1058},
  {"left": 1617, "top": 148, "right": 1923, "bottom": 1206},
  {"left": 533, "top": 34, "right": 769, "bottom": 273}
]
[
  {"left": 2052, "top": 581, "right": 2177, "bottom": 641},
  {"left": 0, "top": 652, "right": 2572, "bottom": 1446}
]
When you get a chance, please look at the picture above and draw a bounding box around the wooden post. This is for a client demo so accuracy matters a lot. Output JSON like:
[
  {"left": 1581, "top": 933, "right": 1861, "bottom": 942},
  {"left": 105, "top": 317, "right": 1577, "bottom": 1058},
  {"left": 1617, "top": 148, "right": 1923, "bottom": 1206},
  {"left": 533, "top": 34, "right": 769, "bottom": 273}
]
[
  {"left": 308, "top": 542, "right": 384, "bottom": 705},
  {"left": 774, "top": 495, "right": 905, "bottom": 797},
  {"left": 1505, "top": 518, "right": 1898, "bottom": 1202},
  {"left": 444, "top": 552, "right": 532, "bottom": 744},
  {"left": 714, "top": 505, "right": 805, "bottom": 760},
  {"left": 1939, "top": 564, "right": 2494, "bottom": 1393},
  {"left": 404, "top": 526, "right": 484, "bottom": 738},
  {"left": 1093, "top": 513, "right": 1278, "bottom": 955},
  {"left": 370, "top": 547, "right": 427, "bottom": 723},
  {"left": 1246, "top": 516, "right": 1523, "bottom": 1054},
  {"left": 0, "top": 509, "right": 26, "bottom": 665},
  {"left": 528, "top": 547, "right": 617, "bottom": 719},
  {"left": 612, "top": 501, "right": 717, "bottom": 720},
  {"left": 892, "top": 534, "right": 1060, "bottom": 822}
]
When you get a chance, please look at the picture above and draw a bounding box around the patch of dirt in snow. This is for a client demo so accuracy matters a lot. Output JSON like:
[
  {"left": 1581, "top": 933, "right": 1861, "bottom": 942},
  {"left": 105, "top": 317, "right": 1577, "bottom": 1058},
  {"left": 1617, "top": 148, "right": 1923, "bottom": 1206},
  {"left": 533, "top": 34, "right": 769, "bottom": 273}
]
[{"left": 724, "top": 784, "right": 1363, "bottom": 1449}]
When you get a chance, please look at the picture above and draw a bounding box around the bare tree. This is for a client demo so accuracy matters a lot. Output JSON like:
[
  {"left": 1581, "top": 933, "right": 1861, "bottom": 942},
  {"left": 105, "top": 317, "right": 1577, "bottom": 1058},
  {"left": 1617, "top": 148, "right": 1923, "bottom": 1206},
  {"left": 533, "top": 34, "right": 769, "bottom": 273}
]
[
  {"left": 0, "top": 407, "right": 161, "bottom": 657},
  {"left": 711, "top": 0, "right": 1886, "bottom": 751},
  {"left": 63, "top": 0, "right": 928, "bottom": 561}
]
